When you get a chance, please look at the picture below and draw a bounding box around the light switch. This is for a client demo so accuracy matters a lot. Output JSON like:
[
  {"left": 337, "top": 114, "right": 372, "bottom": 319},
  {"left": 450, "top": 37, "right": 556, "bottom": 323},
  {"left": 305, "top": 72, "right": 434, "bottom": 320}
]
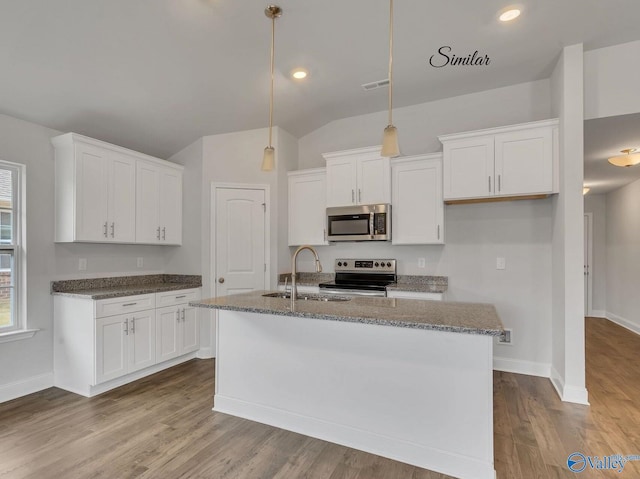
[
  {"left": 137, "top": 257, "right": 144, "bottom": 268},
  {"left": 496, "top": 257, "right": 506, "bottom": 270},
  {"left": 78, "top": 258, "right": 87, "bottom": 271},
  {"left": 418, "top": 258, "right": 426, "bottom": 268}
]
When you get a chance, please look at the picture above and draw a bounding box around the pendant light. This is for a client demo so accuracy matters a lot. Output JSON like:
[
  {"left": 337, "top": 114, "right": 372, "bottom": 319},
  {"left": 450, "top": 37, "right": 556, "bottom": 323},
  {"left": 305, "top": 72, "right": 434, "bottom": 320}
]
[
  {"left": 608, "top": 148, "right": 640, "bottom": 167},
  {"left": 381, "top": 0, "right": 400, "bottom": 157},
  {"left": 262, "top": 5, "right": 282, "bottom": 171}
]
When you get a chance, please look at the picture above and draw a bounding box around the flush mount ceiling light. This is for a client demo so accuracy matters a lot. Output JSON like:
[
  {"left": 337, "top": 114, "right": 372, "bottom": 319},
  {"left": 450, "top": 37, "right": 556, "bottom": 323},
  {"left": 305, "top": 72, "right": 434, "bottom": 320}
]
[
  {"left": 499, "top": 8, "right": 521, "bottom": 22},
  {"left": 261, "top": 4, "right": 282, "bottom": 172},
  {"left": 583, "top": 187, "right": 590, "bottom": 195},
  {"left": 608, "top": 148, "right": 640, "bottom": 167},
  {"left": 381, "top": 0, "right": 400, "bottom": 158},
  {"left": 291, "top": 68, "right": 308, "bottom": 80}
]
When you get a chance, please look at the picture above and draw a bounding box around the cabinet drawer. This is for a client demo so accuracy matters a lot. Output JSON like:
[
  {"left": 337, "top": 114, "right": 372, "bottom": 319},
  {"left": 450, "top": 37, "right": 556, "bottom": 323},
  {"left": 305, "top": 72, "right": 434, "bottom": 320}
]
[
  {"left": 156, "top": 288, "right": 201, "bottom": 308},
  {"left": 95, "top": 293, "right": 156, "bottom": 319}
]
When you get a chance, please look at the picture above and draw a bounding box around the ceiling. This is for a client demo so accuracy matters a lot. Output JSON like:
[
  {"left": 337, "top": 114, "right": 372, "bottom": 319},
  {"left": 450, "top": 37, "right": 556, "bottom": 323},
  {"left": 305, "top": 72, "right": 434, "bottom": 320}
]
[
  {"left": 1, "top": 0, "right": 640, "bottom": 159},
  {"left": 584, "top": 113, "right": 640, "bottom": 195}
]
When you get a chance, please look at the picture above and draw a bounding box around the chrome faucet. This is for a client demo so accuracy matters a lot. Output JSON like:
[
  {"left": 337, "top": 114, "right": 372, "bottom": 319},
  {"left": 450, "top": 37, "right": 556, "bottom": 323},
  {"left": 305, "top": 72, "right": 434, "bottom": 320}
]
[{"left": 291, "top": 245, "right": 322, "bottom": 307}]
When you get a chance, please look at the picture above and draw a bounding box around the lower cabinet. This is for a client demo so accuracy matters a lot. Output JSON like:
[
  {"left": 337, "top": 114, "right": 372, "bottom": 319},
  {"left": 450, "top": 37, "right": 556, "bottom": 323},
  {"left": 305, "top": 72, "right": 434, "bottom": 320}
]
[{"left": 54, "top": 288, "right": 200, "bottom": 397}]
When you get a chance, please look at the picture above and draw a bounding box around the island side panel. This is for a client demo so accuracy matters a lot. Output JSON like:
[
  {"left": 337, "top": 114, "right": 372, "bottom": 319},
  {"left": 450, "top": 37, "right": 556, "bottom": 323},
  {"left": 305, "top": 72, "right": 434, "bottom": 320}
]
[{"left": 214, "top": 310, "right": 495, "bottom": 479}]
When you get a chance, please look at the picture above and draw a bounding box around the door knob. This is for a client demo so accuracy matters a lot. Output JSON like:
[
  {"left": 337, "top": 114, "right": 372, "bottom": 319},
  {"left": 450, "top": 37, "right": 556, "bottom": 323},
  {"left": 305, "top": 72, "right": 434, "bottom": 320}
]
[{"left": 218, "top": 277, "right": 225, "bottom": 283}]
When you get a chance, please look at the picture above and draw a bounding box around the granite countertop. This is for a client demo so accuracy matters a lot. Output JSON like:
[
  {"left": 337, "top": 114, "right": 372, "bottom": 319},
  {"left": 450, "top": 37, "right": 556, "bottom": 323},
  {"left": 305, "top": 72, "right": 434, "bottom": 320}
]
[
  {"left": 278, "top": 273, "right": 448, "bottom": 294},
  {"left": 51, "top": 274, "right": 202, "bottom": 300},
  {"left": 191, "top": 290, "right": 503, "bottom": 336}
]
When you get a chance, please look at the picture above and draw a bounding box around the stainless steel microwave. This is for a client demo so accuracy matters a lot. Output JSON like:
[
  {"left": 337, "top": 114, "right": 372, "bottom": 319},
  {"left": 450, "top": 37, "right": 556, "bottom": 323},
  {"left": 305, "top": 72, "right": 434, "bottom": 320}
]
[{"left": 326, "top": 204, "right": 391, "bottom": 242}]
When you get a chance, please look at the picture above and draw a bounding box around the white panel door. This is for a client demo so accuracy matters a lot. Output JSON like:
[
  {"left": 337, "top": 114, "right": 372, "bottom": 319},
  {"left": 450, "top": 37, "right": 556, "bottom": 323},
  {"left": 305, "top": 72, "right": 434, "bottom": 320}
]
[
  {"left": 95, "top": 314, "right": 127, "bottom": 384},
  {"left": 128, "top": 310, "right": 156, "bottom": 373},
  {"left": 156, "top": 306, "right": 180, "bottom": 362},
  {"left": 443, "top": 136, "right": 495, "bottom": 200},
  {"left": 109, "top": 152, "right": 136, "bottom": 242},
  {"left": 288, "top": 171, "right": 327, "bottom": 246},
  {"left": 136, "top": 162, "right": 161, "bottom": 243},
  {"left": 181, "top": 305, "right": 199, "bottom": 354},
  {"left": 215, "top": 187, "right": 266, "bottom": 297},
  {"left": 358, "top": 156, "right": 391, "bottom": 205},
  {"left": 495, "top": 127, "right": 553, "bottom": 196},
  {"left": 326, "top": 158, "right": 358, "bottom": 207},
  {"left": 160, "top": 168, "right": 183, "bottom": 245},
  {"left": 75, "top": 144, "right": 109, "bottom": 241}
]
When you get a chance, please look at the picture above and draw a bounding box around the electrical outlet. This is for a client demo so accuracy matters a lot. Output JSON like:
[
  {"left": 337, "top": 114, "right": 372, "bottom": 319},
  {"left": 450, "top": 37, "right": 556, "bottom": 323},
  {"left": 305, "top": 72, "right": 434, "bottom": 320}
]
[
  {"left": 418, "top": 258, "right": 426, "bottom": 268},
  {"left": 137, "top": 257, "right": 144, "bottom": 268},
  {"left": 78, "top": 258, "right": 87, "bottom": 271},
  {"left": 496, "top": 257, "right": 506, "bottom": 270},
  {"left": 498, "top": 328, "right": 513, "bottom": 345}
]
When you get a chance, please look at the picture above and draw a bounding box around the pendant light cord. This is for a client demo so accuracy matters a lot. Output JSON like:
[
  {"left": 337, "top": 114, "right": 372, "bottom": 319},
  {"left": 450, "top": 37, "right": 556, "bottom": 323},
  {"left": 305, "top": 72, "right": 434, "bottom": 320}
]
[
  {"left": 268, "top": 14, "right": 275, "bottom": 148},
  {"left": 388, "top": 0, "right": 394, "bottom": 127}
]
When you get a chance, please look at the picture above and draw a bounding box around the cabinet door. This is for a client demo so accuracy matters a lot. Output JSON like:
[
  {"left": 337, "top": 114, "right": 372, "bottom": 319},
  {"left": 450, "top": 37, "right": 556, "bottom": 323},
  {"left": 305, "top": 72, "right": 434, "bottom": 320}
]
[
  {"left": 288, "top": 171, "right": 328, "bottom": 246},
  {"left": 392, "top": 158, "right": 444, "bottom": 245},
  {"left": 442, "top": 136, "right": 495, "bottom": 200},
  {"left": 128, "top": 310, "right": 156, "bottom": 373},
  {"left": 95, "top": 314, "right": 128, "bottom": 384},
  {"left": 495, "top": 127, "right": 553, "bottom": 196},
  {"left": 358, "top": 156, "right": 391, "bottom": 205},
  {"left": 108, "top": 152, "right": 136, "bottom": 242},
  {"left": 75, "top": 144, "right": 109, "bottom": 241},
  {"left": 159, "top": 168, "right": 182, "bottom": 245},
  {"left": 180, "top": 306, "right": 199, "bottom": 355},
  {"left": 326, "top": 158, "right": 358, "bottom": 207},
  {"left": 156, "top": 306, "right": 180, "bottom": 362},
  {"left": 136, "top": 162, "right": 161, "bottom": 243}
]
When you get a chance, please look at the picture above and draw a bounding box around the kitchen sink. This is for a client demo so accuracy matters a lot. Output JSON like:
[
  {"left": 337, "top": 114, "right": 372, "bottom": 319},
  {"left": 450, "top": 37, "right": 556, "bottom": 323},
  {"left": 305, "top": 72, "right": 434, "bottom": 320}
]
[{"left": 262, "top": 292, "right": 351, "bottom": 302}]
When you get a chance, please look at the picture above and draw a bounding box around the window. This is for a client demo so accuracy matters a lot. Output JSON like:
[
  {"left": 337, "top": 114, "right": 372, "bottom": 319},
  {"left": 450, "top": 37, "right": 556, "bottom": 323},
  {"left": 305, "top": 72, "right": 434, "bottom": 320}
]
[{"left": 0, "top": 163, "right": 22, "bottom": 334}]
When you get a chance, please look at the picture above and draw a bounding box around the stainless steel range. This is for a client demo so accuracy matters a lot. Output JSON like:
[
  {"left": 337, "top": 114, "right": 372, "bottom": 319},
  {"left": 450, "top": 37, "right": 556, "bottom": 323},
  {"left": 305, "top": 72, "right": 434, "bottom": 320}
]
[{"left": 319, "top": 259, "right": 397, "bottom": 297}]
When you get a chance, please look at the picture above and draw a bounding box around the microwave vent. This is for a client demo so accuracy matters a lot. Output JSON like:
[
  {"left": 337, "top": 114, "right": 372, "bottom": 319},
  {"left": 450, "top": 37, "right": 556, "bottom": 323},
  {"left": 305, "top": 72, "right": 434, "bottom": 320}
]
[{"left": 361, "top": 79, "right": 390, "bottom": 91}]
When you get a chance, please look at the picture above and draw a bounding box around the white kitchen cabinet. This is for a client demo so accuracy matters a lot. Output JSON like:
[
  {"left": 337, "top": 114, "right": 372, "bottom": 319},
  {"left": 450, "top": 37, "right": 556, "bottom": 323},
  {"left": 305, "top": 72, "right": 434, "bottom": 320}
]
[
  {"left": 439, "top": 119, "right": 558, "bottom": 202},
  {"left": 288, "top": 168, "right": 328, "bottom": 246},
  {"left": 324, "top": 146, "right": 391, "bottom": 207},
  {"left": 54, "top": 288, "right": 200, "bottom": 397},
  {"left": 391, "top": 154, "right": 444, "bottom": 245},
  {"left": 386, "top": 290, "right": 444, "bottom": 301},
  {"left": 136, "top": 161, "right": 183, "bottom": 245},
  {"left": 156, "top": 289, "right": 200, "bottom": 362},
  {"left": 53, "top": 136, "right": 136, "bottom": 243}
]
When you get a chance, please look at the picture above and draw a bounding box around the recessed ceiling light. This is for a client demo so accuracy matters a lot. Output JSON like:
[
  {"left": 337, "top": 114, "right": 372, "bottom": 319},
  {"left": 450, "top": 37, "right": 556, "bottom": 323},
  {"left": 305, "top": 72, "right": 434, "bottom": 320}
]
[
  {"left": 291, "top": 68, "right": 308, "bottom": 80},
  {"left": 499, "top": 8, "right": 521, "bottom": 22}
]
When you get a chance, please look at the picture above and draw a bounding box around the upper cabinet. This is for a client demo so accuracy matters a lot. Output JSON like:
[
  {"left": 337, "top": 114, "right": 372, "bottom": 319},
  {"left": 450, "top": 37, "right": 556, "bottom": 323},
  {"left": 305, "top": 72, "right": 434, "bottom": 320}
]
[
  {"left": 439, "top": 119, "right": 558, "bottom": 203},
  {"left": 52, "top": 133, "right": 183, "bottom": 245},
  {"left": 323, "top": 146, "right": 391, "bottom": 207},
  {"left": 288, "top": 168, "right": 328, "bottom": 246},
  {"left": 391, "top": 154, "right": 444, "bottom": 245}
]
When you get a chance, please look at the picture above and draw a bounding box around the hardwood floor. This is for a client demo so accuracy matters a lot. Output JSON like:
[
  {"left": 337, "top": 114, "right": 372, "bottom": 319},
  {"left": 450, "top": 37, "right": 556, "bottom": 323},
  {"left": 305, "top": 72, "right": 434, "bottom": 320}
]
[{"left": 0, "top": 317, "right": 638, "bottom": 478}]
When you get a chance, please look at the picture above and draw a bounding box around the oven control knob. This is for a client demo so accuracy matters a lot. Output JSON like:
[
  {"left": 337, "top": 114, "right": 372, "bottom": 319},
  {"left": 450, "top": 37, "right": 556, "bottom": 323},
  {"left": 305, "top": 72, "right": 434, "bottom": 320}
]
[
  {"left": 343, "top": 261, "right": 348, "bottom": 267},
  {"left": 375, "top": 262, "right": 379, "bottom": 267},
  {"left": 338, "top": 262, "right": 342, "bottom": 267},
  {"left": 386, "top": 262, "right": 392, "bottom": 267}
]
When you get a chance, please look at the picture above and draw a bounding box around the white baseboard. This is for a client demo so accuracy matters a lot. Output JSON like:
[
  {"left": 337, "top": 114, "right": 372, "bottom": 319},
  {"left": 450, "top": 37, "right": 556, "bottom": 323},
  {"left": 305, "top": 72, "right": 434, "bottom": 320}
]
[
  {"left": 550, "top": 366, "right": 589, "bottom": 405},
  {"left": 590, "top": 310, "right": 606, "bottom": 318},
  {"left": 493, "top": 357, "right": 550, "bottom": 377},
  {"left": 197, "top": 347, "right": 215, "bottom": 359},
  {"left": 606, "top": 312, "right": 640, "bottom": 336},
  {"left": 0, "top": 372, "right": 54, "bottom": 404}
]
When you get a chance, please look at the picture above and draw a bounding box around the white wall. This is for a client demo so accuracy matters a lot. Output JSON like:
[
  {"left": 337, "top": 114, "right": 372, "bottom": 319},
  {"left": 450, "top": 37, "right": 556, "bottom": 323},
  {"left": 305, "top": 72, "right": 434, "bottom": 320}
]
[
  {"left": 584, "top": 40, "right": 640, "bottom": 121},
  {"left": 295, "top": 80, "right": 554, "bottom": 376},
  {"left": 549, "top": 44, "right": 588, "bottom": 404},
  {"left": 0, "top": 113, "right": 172, "bottom": 398},
  {"left": 583, "top": 194, "right": 607, "bottom": 315},
  {"left": 604, "top": 178, "right": 640, "bottom": 334},
  {"left": 299, "top": 80, "right": 551, "bottom": 169}
]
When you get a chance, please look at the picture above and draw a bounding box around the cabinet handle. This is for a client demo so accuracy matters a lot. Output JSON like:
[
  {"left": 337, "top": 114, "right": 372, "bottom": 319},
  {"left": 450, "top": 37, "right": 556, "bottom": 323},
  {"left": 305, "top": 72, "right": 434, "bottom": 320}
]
[
  {"left": 156, "top": 226, "right": 161, "bottom": 240},
  {"left": 103, "top": 222, "right": 108, "bottom": 238},
  {"left": 351, "top": 189, "right": 355, "bottom": 204},
  {"left": 358, "top": 189, "right": 362, "bottom": 203},
  {"left": 131, "top": 317, "right": 135, "bottom": 334},
  {"left": 324, "top": 228, "right": 327, "bottom": 242},
  {"left": 176, "top": 310, "right": 180, "bottom": 322},
  {"left": 124, "top": 318, "right": 129, "bottom": 335},
  {"left": 181, "top": 308, "right": 185, "bottom": 321},
  {"left": 110, "top": 222, "right": 115, "bottom": 238},
  {"left": 488, "top": 176, "right": 492, "bottom": 193},
  {"left": 175, "top": 295, "right": 186, "bottom": 299},
  {"left": 498, "top": 175, "right": 501, "bottom": 192},
  {"left": 122, "top": 302, "right": 137, "bottom": 307},
  {"left": 437, "top": 224, "right": 440, "bottom": 240},
  {"left": 162, "top": 227, "right": 166, "bottom": 240}
]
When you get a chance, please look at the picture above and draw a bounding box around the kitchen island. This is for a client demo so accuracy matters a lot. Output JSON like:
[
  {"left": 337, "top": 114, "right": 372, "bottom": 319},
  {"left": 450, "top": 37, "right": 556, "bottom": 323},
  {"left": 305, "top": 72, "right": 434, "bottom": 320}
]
[{"left": 191, "top": 291, "right": 503, "bottom": 479}]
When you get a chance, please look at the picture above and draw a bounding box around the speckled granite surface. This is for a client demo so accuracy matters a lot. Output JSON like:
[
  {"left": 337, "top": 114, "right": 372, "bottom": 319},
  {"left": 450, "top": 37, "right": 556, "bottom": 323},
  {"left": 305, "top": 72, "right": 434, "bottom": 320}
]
[
  {"left": 51, "top": 274, "right": 202, "bottom": 299},
  {"left": 191, "top": 290, "right": 502, "bottom": 336},
  {"left": 278, "top": 273, "right": 448, "bottom": 294}
]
